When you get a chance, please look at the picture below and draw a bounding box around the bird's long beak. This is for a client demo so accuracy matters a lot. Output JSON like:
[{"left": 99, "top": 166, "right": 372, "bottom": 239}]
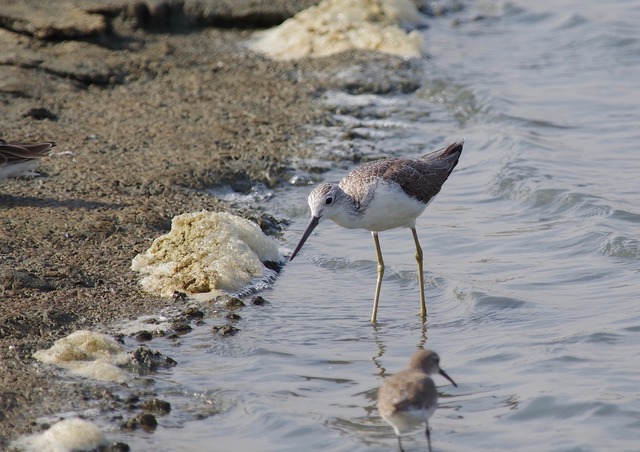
[
  {"left": 289, "top": 216, "right": 320, "bottom": 261},
  {"left": 439, "top": 368, "right": 457, "bottom": 387}
]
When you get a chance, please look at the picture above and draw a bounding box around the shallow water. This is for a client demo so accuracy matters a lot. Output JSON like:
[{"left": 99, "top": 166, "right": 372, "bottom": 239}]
[{"left": 58, "top": 1, "right": 640, "bottom": 450}]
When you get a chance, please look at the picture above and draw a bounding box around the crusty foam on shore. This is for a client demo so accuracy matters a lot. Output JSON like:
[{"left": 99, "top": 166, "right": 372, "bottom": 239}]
[
  {"left": 32, "top": 330, "right": 129, "bottom": 383},
  {"left": 11, "top": 418, "right": 108, "bottom": 452},
  {"left": 249, "top": 0, "right": 424, "bottom": 60},
  {"left": 131, "top": 210, "right": 283, "bottom": 299}
]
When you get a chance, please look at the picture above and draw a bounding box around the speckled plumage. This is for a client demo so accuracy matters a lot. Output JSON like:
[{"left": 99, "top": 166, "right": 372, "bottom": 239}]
[
  {"left": 289, "top": 140, "right": 464, "bottom": 322},
  {"left": 378, "top": 349, "right": 457, "bottom": 452},
  {"left": 340, "top": 142, "right": 462, "bottom": 208},
  {"left": 0, "top": 140, "right": 55, "bottom": 181}
]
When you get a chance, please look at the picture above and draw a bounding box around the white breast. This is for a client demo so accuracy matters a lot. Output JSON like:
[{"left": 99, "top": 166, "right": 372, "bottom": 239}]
[{"left": 358, "top": 180, "right": 432, "bottom": 231}]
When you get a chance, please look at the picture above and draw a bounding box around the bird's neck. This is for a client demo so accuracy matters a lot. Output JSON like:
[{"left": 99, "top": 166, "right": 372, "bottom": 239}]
[{"left": 329, "top": 195, "right": 363, "bottom": 229}]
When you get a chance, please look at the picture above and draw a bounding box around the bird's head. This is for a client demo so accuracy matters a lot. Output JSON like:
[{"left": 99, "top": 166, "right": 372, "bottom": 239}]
[
  {"left": 411, "top": 349, "right": 457, "bottom": 387},
  {"left": 289, "top": 183, "right": 342, "bottom": 261}
]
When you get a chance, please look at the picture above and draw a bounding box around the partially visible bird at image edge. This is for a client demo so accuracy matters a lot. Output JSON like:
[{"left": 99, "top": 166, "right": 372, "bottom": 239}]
[
  {"left": 289, "top": 140, "right": 464, "bottom": 323},
  {"left": 0, "top": 139, "right": 56, "bottom": 182}
]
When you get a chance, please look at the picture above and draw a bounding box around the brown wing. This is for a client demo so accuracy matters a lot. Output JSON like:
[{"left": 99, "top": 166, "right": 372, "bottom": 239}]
[
  {"left": 404, "top": 141, "right": 463, "bottom": 204},
  {"left": 341, "top": 141, "right": 462, "bottom": 206},
  {"left": 0, "top": 140, "right": 56, "bottom": 164},
  {"left": 378, "top": 370, "right": 437, "bottom": 415},
  {"left": 339, "top": 157, "right": 401, "bottom": 204}
]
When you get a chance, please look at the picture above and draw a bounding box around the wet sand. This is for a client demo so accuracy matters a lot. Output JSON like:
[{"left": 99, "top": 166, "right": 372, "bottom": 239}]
[
  {"left": 0, "top": 0, "right": 419, "bottom": 445},
  {"left": 0, "top": 0, "right": 319, "bottom": 444}
]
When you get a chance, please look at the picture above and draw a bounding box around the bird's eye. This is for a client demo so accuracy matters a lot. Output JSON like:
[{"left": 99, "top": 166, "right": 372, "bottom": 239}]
[{"left": 325, "top": 197, "right": 333, "bottom": 205}]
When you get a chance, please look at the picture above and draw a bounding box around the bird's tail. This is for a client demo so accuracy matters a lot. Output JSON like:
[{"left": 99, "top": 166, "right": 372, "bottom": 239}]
[
  {"left": 441, "top": 139, "right": 464, "bottom": 158},
  {"left": 441, "top": 139, "right": 463, "bottom": 175},
  {"left": 421, "top": 139, "right": 463, "bottom": 176}
]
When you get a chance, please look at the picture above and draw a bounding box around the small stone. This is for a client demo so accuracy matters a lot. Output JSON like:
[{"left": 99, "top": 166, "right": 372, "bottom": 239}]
[
  {"left": 263, "top": 260, "right": 283, "bottom": 272},
  {"left": 224, "top": 297, "right": 245, "bottom": 309},
  {"left": 212, "top": 325, "right": 239, "bottom": 337},
  {"left": 254, "top": 213, "right": 286, "bottom": 235},
  {"left": 172, "top": 291, "right": 188, "bottom": 301},
  {"left": 120, "top": 418, "right": 138, "bottom": 430},
  {"left": 137, "top": 413, "right": 157, "bottom": 431},
  {"left": 134, "top": 330, "right": 153, "bottom": 341},
  {"left": 140, "top": 398, "right": 171, "bottom": 414},
  {"left": 182, "top": 307, "right": 204, "bottom": 319},
  {"left": 251, "top": 296, "right": 268, "bottom": 305},
  {"left": 107, "top": 442, "right": 131, "bottom": 452},
  {"left": 126, "top": 347, "right": 177, "bottom": 373},
  {"left": 170, "top": 320, "right": 192, "bottom": 334},
  {"left": 21, "top": 107, "right": 57, "bottom": 121}
]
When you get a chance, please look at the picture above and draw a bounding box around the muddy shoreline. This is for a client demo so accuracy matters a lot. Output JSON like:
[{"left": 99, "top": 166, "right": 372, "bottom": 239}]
[{"left": 0, "top": 0, "right": 421, "bottom": 446}]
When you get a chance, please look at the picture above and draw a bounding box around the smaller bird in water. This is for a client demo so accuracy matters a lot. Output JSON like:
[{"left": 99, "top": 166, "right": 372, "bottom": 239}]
[
  {"left": 378, "top": 349, "right": 457, "bottom": 452},
  {"left": 289, "top": 140, "right": 463, "bottom": 322},
  {"left": 0, "top": 139, "right": 56, "bottom": 182}
]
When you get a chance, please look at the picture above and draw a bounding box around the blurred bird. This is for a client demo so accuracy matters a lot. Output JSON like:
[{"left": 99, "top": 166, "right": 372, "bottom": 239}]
[
  {"left": 378, "top": 349, "right": 457, "bottom": 452},
  {"left": 0, "top": 139, "right": 55, "bottom": 182}
]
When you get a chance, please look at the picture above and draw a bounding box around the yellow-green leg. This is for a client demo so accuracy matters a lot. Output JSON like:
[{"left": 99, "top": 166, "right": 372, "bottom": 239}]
[
  {"left": 371, "top": 231, "right": 384, "bottom": 323},
  {"left": 411, "top": 227, "right": 427, "bottom": 320}
]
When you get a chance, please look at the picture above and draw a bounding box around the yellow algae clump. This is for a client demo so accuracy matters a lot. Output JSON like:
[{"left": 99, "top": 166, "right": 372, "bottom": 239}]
[
  {"left": 32, "top": 330, "right": 129, "bottom": 383},
  {"left": 249, "top": 0, "right": 424, "bottom": 60},
  {"left": 11, "top": 418, "right": 108, "bottom": 452},
  {"left": 131, "top": 210, "right": 283, "bottom": 298}
]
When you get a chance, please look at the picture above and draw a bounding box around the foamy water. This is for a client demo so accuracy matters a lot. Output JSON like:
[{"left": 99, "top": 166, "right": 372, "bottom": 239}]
[
  {"left": 11, "top": 418, "right": 107, "bottom": 452},
  {"left": 131, "top": 210, "right": 283, "bottom": 299},
  {"left": 33, "top": 330, "right": 130, "bottom": 383},
  {"left": 249, "top": 0, "right": 424, "bottom": 60}
]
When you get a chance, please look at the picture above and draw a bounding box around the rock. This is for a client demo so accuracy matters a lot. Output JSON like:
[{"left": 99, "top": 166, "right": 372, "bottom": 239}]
[
  {"left": 21, "top": 107, "right": 58, "bottom": 120},
  {"left": 126, "top": 347, "right": 177, "bottom": 373},
  {"left": 140, "top": 398, "right": 171, "bottom": 414},
  {"left": 172, "top": 291, "right": 188, "bottom": 301},
  {"left": 181, "top": 306, "right": 204, "bottom": 319},
  {"left": 224, "top": 297, "right": 245, "bottom": 309},
  {"left": 134, "top": 330, "right": 153, "bottom": 341},
  {"left": 170, "top": 319, "right": 192, "bottom": 335},
  {"left": 105, "top": 442, "right": 131, "bottom": 452},
  {"left": 137, "top": 413, "right": 157, "bottom": 431},
  {"left": 250, "top": 296, "right": 268, "bottom": 305},
  {"left": 211, "top": 324, "right": 239, "bottom": 337}
]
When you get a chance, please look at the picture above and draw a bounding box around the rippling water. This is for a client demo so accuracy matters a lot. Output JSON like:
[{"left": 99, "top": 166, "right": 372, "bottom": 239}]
[{"left": 112, "top": 1, "right": 640, "bottom": 450}]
